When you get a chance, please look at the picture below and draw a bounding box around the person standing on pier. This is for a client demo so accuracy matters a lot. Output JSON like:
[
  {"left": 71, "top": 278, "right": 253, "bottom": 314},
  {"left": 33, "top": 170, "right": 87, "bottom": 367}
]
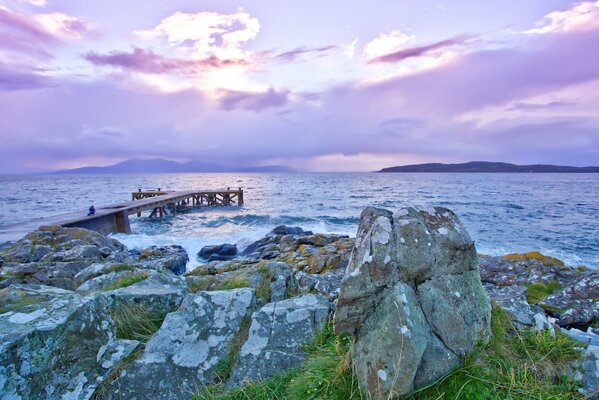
[{"left": 87, "top": 205, "right": 95, "bottom": 216}]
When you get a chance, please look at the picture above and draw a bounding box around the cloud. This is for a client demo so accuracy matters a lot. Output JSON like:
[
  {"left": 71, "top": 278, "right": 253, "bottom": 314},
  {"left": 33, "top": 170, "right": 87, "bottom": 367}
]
[
  {"left": 218, "top": 88, "right": 290, "bottom": 111},
  {"left": 84, "top": 48, "right": 248, "bottom": 75},
  {"left": 368, "top": 35, "right": 474, "bottom": 64},
  {"left": 525, "top": 0, "right": 599, "bottom": 34},
  {"left": 0, "top": 63, "right": 54, "bottom": 91},
  {"left": 135, "top": 10, "right": 259, "bottom": 60},
  {"left": 343, "top": 38, "right": 359, "bottom": 59},
  {"left": 274, "top": 45, "right": 337, "bottom": 62},
  {"left": 0, "top": 6, "right": 92, "bottom": 60},
  {"left": 363, "top": 29, "right": 414, "bottom": 58},
  {"left": 506, "top": 100, "right": 574, "bottom": 111}
]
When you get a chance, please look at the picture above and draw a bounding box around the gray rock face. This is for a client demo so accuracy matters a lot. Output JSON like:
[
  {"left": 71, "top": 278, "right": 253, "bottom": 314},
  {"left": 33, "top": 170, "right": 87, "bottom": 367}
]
[
  {"left": 102, "top": 288, "right": 255, "bottom": 400},
  {"left": 484, "top": 284, "right": 553, "bottom": 331},
  {"left": 0, "top": 287, "right": 138, "bottom": 400},
  {"left": 229, "top": 294, "right": 330, "bottom": 387},
  {"left": 101, "top": 272, "right": 188, "bottom": 315},
  {"left": 334, "top": 206, "right": 491, "bottom": 398},
  {"left": 542, "top": 272, "right": 599, "bottom": 328}
]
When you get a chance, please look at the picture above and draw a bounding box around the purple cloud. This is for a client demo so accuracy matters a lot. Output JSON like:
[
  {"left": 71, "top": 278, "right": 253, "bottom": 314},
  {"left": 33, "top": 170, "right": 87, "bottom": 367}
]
[
  {"left": 507, "top": 100, "right": 574, "bottom": 111},
  {"left": 368, "top": 35, "right": 474, "bottom": 64},
  {"left": 84, "top": 48, "right": 249, "bottom": 74},
  {"left": 218, "top": 88, "right": 290, "bottom": 111},
  {"left": 275, "top": 45, "right": 337, "bottom": 62},
  {"left": 0, "top": 63, "right": 53, "bottom": 91}
]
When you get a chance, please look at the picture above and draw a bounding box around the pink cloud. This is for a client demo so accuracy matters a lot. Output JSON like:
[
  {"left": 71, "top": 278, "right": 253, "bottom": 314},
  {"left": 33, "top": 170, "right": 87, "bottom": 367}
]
[
  {"left": 368, "top": 35, "right": 474, "bottom": 64},
  {"left": 218, "top": 88, "right": 290, "bottom": 111},
  {"left": 84, "top": 48, "right": 249, "bottom": 74}
]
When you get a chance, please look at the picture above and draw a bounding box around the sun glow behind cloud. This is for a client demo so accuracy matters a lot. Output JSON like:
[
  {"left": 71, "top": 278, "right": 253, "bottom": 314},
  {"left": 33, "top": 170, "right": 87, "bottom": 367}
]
[{"left": 1, "top": 0, "right": 599, "bottom": 172}]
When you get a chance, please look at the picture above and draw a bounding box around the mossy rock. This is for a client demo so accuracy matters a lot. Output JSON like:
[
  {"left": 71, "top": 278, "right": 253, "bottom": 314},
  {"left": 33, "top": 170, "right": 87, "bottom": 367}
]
[{"left": 503, "top": 251, "right": 565, "bottom": 266}]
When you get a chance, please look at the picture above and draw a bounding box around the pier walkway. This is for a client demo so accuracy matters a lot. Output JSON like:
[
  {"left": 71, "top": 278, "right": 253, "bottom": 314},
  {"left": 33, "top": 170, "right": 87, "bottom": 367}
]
[{"left": 0, "top": 188, "right": 243, "bottom": 243}]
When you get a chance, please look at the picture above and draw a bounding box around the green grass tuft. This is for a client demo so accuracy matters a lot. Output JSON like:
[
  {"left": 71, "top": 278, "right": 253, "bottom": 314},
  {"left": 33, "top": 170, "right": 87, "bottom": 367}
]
[
  {"left": 188, "top": 276, "right": 216, "bottom": 293},
  {"left": 112, "top": 302, "right": 167, "bottom": 343},
  {"left": 525, "top": 281, "right": 563, "bottom": 304},
  {"left": 256, "top": 265, "right": 275, "bottom": 302},
  {"left": 213, "top": 274, "right": 251, "bottom": 291},
  {"left": 105, "top": 264, "right": 137, "bottom": 274},
  {"left": 193, "top": 306, "right": 584, "bottom": 400},
  {"left": 102, "top": 271, "right": 149, "bottom": 292},
  {"left": 407, "top": 306, "right": 584, "bottom": 400}
]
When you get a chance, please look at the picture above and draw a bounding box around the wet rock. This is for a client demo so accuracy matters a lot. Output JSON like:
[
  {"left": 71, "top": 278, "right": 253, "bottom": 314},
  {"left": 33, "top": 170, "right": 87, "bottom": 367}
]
[
  {"left": 198, "top": 243, "right": 239, "bottom": 262},
  {"left": 271, "top": 225, "right": 312, "bottom": 236},
  {"left": 138, "top": 245, "right": 189, "bottom": 275},
  {"left": 0, "top": 287, "right": 137, "bottom": 399},
  {"left": 334, "top": 206, "right": 491, "bottom": 398},
  {"left": 541, "top": 272, "right": 599, "bottom": 329},
  {"left": 229, "top": 294, "right": 330, "bottom": 387},
  {"left": 101, "top": 289, "right": 255, "bottom": 400}
]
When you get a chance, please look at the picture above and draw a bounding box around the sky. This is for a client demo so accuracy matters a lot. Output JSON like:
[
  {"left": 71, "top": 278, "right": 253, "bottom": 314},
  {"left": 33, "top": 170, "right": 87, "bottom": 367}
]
[{"left": 1, "top": 0, "right": 598, "bottom": 173}]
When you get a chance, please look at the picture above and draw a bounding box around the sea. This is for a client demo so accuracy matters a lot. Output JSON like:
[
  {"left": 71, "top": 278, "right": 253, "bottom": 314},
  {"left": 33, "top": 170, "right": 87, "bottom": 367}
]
[{"left": 0, "top": 172, "right": 598, "bottom": 270}]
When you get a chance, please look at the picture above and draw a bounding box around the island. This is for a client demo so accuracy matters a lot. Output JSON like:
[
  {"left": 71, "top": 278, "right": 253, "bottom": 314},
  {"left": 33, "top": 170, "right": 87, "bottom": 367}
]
[{"left": 379, "top": 161, "right": 599, "bottom": 173}]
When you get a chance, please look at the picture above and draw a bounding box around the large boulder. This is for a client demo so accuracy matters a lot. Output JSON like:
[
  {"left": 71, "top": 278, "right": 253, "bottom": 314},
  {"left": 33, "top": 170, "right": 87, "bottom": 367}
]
[
  {"left": 198, "top": 244, "right": 239, "bottom": 262},
  {"left": 0, "top": 285, "right": 138, "bottom": 399},
  {"left": 137, "top": 245, "right": 189, "bottom": 275},
  {"left": 334, "top": 206, "right": 491, "bottom": 399},
  {"left": 229, "top": 294, "right": 330, "bottom": 387},
  {"left": 101, "top": 288, "right": 255, "bottom": 400}
]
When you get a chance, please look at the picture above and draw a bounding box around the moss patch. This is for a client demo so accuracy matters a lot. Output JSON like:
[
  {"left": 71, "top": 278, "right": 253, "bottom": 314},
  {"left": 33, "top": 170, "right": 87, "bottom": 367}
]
[
  {"left": 102, "top": 272, "right": 149, "bottom": 292},
  {"left": 105, "top": 264, "right": 137, "bottom": 274},
  {"left": 503, "top": 251, "right": 565, "bottom": 267},
  {"left": 0, "top": 296, "right": 40, "bottom": 314},
  {"left": 256, "top": 264, "right": 275, "bottom": 303},
  {"left": 525, "top": 281, "right": 563, "bottom": 304},
  {"left": 213, "top": 274, "right": 251, "bottom": 291}
]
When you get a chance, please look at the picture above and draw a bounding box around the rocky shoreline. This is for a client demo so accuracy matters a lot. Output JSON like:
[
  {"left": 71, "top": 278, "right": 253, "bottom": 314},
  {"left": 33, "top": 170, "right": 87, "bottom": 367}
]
[{"left": 0, "top": 207, "right": 597, "bottom": 399}]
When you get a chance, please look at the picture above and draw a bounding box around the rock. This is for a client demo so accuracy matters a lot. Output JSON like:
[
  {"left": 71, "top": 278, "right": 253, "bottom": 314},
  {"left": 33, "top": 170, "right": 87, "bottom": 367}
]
[
  {"left": 101, "top": 272, "right": 188, "bottom": 315},
  {"left": 138, "top": 245, "right": 189, "bottom": 275},
  {"left": 0, "top": 287, "right": 138, "bottom": 399},
  {"left": 229, "top": 294, "right": 330, "bottom": 387},
  {"left": 101, "top": 289, "right": 255, "bottom": 400},
  {"left": 541, "top": 272, "right": 599, "bottom": 329},
  {"left": 484, "top": 284, "right": 553, "bottom": 331},
  {"left": 198, "top": 244, "right": 239, "bottom": 262},
  {"left": 479, "top": 254, "right": 581, "bottom": 288},
  {"left": 269, "top": 262, "right": 292, "bottom": 302},
  {"left": 1, "top": 261, "right": 91, "bottom": 290},
  {"left": 334, "top": 206, "right": 491, "bottom": 398},
  {"left": 271, "top": 225, "right": 311, "bottom": 236},
  {"left": 76, "top": 269, "right": 149, "bottom": 295},
  {"left": 295, "top": 270, "right": 343, "bottom": 300}
]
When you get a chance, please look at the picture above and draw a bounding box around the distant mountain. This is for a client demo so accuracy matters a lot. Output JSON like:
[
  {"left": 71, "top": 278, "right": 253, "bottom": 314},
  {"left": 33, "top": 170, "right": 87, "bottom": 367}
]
[
  {"left": 379, "top": 161, "right": 599, "bottom": 173},
  {"left": 54, "top": 159, "right": 297, "bottom": 174}
]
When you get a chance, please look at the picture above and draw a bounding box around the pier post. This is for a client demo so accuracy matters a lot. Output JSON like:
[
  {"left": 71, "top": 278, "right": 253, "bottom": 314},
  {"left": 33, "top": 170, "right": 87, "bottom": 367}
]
[
  {"left": 238, "top": 189, "right": 244, "bottom": 205},
  {"left": 114, "top": 211, "right": 131, "bottom": 234}
]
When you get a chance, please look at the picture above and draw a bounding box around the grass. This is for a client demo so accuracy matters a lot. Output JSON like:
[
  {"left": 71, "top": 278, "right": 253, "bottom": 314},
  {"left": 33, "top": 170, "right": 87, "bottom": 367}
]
[
  {"left": 525, "top": 281, "right": 563, "bottom": 304},
  {"left": 213, "top": 315, "right": 253, "bottom": 383},
  {"left": 194, "top": 307, "right": 585, "bottom": 400},
  {"left": 212, "top": 274, "right": 252, "bottom": 291},
  {"left": 111, "top": 302, "right": 167, "bottom": 342},
  {"left": 193, "top": 322, "right": 361, "bottom": 400},
  {"left": 0, "top": 295, "right": 40, "bottom": 314},
  {"left": 256, "top": 264, "right": 275, "bottom": 302},
  {"left": 102, "top": 271, "right": 149, "bottom": 292},
  {"left": 188, "top": 276, "right": 216, "bottom": 293},
  {"left": 105, "top": 263, "right": 137, "bottom": 274},
  {"left": 406, "top": 306, "right": 584, "bottom": 400},
  {"left": 92, "top": 345, "right": 144, "bottom": 400}
]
